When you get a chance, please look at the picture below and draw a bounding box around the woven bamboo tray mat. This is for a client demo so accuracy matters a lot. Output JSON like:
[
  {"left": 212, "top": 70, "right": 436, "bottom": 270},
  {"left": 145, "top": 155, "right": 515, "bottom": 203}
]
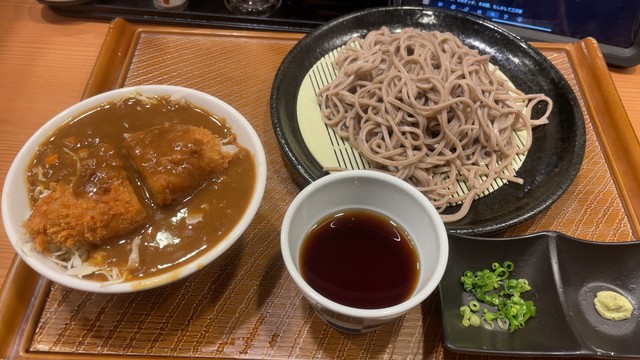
[{"left": 1, "top": 18, "right": 639, "bottom": 359}]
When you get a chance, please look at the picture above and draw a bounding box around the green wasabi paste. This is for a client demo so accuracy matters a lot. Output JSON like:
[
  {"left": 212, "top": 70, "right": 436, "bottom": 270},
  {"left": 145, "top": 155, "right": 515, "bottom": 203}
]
[{"left": 593, "top": 290, "right": 633, "bottom": 321}]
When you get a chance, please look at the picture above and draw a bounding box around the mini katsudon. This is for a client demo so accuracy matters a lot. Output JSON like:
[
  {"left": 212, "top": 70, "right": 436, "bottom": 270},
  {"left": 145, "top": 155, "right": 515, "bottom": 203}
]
[{"left": 22, "top": 92, "right": 256, "bottom": 283}]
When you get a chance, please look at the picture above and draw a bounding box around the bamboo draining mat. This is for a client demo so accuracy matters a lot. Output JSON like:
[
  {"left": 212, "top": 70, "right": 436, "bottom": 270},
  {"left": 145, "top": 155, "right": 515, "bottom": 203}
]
[{"left": 1, "top": 18, "right": 639, "bottom": 360}]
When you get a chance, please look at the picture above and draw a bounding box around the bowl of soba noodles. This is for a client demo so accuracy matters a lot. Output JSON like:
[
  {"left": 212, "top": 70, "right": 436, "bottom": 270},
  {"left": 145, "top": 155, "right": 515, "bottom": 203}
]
[{"left": 2, "top": 85, "right": 267, "bottom": 293}]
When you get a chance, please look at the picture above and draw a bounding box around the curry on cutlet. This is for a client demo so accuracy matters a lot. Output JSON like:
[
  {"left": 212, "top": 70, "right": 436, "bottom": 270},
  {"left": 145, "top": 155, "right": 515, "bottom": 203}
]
[
  {"left": 23, "top": 143, "right": 148, "bottom": 252},
  {"left": 123, "top": 123, "right": 235, "bottom": 206},
  {"left": 23, "top": 93, "right": 256, "bottom": 282}
]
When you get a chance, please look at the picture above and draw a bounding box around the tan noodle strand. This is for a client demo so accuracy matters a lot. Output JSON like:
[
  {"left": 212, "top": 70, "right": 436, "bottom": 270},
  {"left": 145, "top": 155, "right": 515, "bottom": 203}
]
[{"left": 318, "top": 27, "right": 552, "bottom": 222}]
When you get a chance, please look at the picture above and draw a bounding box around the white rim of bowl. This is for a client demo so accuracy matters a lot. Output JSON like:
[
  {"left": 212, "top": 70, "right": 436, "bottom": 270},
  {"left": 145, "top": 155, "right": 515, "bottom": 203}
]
[
  {"left": 2, "top": 85, "right": 267, "bottom": 293},
  {"left": 280, "top": 170, "right": 449, "bottom": 319}
]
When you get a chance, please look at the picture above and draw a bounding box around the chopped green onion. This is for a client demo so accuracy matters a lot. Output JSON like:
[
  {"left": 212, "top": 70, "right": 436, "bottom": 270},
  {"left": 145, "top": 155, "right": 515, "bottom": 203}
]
[
  {"left": 497, "top": 318, "right": 509, "bottom": 330},
  {"left": 469, "top": 313, "right": 481, "bottom": 327},
  {"left": 459, "top": 261, "right": 535, "bottom": 332},
  {"left": 482, "top": 317, "right": 495, "bottom": 330}
]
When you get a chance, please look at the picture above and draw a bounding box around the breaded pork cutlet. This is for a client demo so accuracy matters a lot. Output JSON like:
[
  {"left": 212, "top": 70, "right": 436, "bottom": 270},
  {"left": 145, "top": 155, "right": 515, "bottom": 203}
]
[
  {"left": 123, "top": 123, "right": 235, "bottom": 206},
  {"left": 23, "top": 144, "right": 148, "bottom": 252}
]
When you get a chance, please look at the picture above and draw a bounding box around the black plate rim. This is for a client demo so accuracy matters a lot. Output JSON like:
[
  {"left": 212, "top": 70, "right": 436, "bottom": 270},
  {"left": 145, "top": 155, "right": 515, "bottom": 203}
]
[{"left": 270, "top": 6, "right": 586, "bottom": 235}]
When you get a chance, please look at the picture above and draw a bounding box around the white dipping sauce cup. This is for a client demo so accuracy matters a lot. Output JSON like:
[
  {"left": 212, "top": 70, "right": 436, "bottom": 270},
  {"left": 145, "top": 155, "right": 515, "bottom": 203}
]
[{"left": 280, "top": 170, "right": 448, "bottom": 333}]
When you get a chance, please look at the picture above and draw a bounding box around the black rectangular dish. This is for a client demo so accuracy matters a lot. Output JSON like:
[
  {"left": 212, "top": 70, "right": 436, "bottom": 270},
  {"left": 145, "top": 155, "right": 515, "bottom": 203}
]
[{"left": 439, "top": 232, "right": 640, "bottom": 357}]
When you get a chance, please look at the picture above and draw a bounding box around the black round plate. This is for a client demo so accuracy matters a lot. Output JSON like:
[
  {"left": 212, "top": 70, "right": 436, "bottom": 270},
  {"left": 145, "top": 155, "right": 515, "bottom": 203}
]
[{"left": 270, "top": 6, "right": 586, "bottom": 235}]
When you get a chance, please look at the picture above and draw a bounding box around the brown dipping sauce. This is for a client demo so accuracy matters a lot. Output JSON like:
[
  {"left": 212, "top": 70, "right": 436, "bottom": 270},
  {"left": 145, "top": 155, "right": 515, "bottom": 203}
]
[
  {"left": 25, "top": 94, "right": 256, "bottom": 281},
  {"left": 299, "top": 209, "right": 420, "bottom": 309}
]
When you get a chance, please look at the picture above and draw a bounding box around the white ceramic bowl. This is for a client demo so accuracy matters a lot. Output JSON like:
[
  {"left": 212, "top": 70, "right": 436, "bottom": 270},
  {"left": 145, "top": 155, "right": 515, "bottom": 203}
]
[
  {"left": 2, "top": 85, "right": 267, "bottom": 293},
  {"left": 280, "top": 170, "right": 448, "bottom": 333}
]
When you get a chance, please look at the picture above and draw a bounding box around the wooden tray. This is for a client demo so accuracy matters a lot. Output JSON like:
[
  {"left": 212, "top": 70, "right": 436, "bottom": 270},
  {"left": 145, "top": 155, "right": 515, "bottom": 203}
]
[{"left": 1, "top": 18, "right": 639, "bottom": 359}]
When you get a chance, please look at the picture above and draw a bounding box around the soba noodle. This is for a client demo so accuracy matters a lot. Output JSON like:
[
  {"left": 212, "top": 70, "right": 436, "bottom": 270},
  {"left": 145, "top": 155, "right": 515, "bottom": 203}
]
[{"left": 317, "top": 27, "right": 552, "bottom": 222}]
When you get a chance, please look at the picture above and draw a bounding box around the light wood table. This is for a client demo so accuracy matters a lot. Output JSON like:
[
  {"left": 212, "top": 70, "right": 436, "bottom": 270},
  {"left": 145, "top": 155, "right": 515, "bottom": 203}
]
[{"left": 1, "top": 0, "right": 639, "bottom": 291}]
